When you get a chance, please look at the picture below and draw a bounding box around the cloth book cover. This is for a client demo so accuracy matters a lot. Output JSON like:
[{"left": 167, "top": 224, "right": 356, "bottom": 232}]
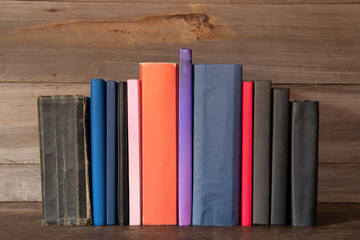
[
  {"left": 106, "top": 81, "right": 117, "bottom": 225},
  {"left": 291, "top": 101, "right": 319, "bottom": 227},
  {"left": 270, "top": 88, "right": 290, "bottom": 226},
  {"left": 90, "top": 79, "right": 106, "bottom": 226},
  {"left": 252, "top": 80, "right": 271, "bottom": 226},
  {"left": 127, "top": 79, "right": 142, "bottom": 226},
  {"left": 140, "top": 63, "right": 177, "bottom": 225},
  {"left": 241, "top": 81, "right": 253, "bottom": 226},
  {"left": 178, "top": 48, "right": 193, "bottom": 226},
  {"left": 118, "top": 82, "right": 129, "bottom": 225},
  {"left": 192, "top": 64, "right": 242, "bottom": 226},
  {"left": 38, "top": 95, "right": 92, "bottom": 226}
]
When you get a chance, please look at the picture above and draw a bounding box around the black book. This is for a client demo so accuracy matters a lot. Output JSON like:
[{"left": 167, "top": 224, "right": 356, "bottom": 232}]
[
  {"left": 117, "top": 82, "right": 129, "bottom": 225},
  {"left": 38, "top": 95, "right": 92, "bottom": 226},
  {"left": 291, "top": 101, "right": 319, "bottom": 227},
  {"left": 270, "top": 88, "right": 290, "bottom": 226},
  {"left": 252, "top": 80, "right": 271, "bottom": 225}
]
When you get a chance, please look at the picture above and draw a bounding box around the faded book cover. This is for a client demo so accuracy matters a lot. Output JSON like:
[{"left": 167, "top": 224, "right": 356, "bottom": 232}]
[{"left": 38, "top": 95, "right": 92, "bottom": 226}]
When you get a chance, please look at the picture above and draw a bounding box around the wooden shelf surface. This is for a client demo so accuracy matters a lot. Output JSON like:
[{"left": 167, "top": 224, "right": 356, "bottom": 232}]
[{"left": 0, "top": 202, "right": 359, "bottom": 239}]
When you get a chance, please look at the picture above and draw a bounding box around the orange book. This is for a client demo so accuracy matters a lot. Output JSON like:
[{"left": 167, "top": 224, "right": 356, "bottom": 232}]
[{"left": 140, "top": 63, "right": 177, "bottom": 225}]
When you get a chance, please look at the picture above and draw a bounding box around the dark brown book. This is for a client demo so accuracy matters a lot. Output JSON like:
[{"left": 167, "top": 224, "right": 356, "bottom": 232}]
[{"left": 38, "top": 95, "right": 92, "bottom": 226}]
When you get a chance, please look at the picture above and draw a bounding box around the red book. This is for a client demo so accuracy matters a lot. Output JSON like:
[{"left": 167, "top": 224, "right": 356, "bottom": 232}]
[
  {"left": 241, "top": 81, "right": 253, "bottom": 226},
  {"left": 140, "top": 63, "right": 177, "bottom": 225}
]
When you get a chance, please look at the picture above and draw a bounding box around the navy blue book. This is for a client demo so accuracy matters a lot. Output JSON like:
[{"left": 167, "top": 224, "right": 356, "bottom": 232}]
[
  {"left": 106, "top": 81, "right": 117, "bottom": 225},
  {"left": 90, "top": 79, "right": 106, "bottom": 226},
  {"left": 192, "top": 64, "right": 242, "bottom": 226}
]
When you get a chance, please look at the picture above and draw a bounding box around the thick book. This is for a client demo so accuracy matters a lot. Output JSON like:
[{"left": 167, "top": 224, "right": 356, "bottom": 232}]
[
  {"left": 106, "top": 81, "right": 117, "bottom": 225},
  {"left": 291, "top": 101, "right": 319, "bottom": 227},
  {"left": 252, "top": 80, "right": 271, "bottom": 226},
  {"left": 141, "top": 63, "right": 177, "bottom": 225},
  {"left": 270, "top": 88, "right": 290, "bottom": 226},
  {"left": 178, "top": 48, "right": 193, "bottom": 226},
  {"left": 90, "top": 79, "right": 106, "bottom": 226},
  {"left": 38, "top": 95, "right": 92, "bottom": 226},
  {"left": 241, "top": 81, "right": 253, "bottom": 226},
  {"left": 192, "top": 64, "right": 242, "bottom": 226},
  {"left": 118, "top": 82, "right": 129, "bottom": 225},
  {"left": 127, "top": 79, "right": 142, "bottom": 226}
]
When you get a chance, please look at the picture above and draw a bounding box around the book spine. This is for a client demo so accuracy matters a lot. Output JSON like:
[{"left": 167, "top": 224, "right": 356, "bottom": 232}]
[
  {"left": 38, "top": 96, "right": 91, "bottom": 226},
  {"left": 252, "top": 80, "right": 271, "bottom": 225},
  {"left": 118, "top": 82, "right": 129, "bottom": 225},
  {"left": 127, "top": 79, "right": 142, "bottom": 226},
  {"left": 241, "top": 81, "right": 253, "bottom": 226},
  {"left": 291, "top": 101, "right": 319, "bottom": 227},
  {"left": 140, "top": 63, "right": 177, "bottom": 225},
  {"left": 90, "top": 79, "right": 106, "bottom": 226},
  {"left": 106, "top": 81, "right": 117, "bottom": 225},
  {"left": 270, "top": 88, "right": 290, "bottom": 226},
  {"left": 192, "top": 64, "right": 242, "bottom": 226},
  {"left": 178, "top": 48, "right": 193, "bottom": 226}
]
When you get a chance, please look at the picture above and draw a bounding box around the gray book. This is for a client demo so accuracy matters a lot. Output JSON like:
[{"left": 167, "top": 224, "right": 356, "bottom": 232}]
[
  {"left": 38, "top": 95, "right": 92, "bottom": 226},
  {"left": 252, "top": 80, "right": 271, "bottom": 225}
]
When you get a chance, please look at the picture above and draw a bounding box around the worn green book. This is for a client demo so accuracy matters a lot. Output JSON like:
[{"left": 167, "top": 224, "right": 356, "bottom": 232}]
[{"left": 38, "top": 95, "right": 92, "bottom": 226}]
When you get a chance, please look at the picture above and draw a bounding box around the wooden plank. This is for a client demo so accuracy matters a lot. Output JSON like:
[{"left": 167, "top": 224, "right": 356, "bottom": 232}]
[
  {"left": 283, "top": 84, "right": 360, "bottom": 164},
  {"left": 0, "top": 202, "right": 360, "bottom": 238},
  {"left": 1, "top": 83, "right": 358, "bottom": 164},
  {"left": 1, "top": 163, "right": 358, "bottom": 202},
  {"left": 1, "top": 2, "right": 360, "bottom": 84},
  {"left": 0, "top": 165, "right": 41, "bottom": 201},
  {"left": 4, "top": 1, "right": 360, "bottom": 4},
  {"left": 0, "top": 82, "right": 89, "bottom": 164},
  {"left": 318, "top": 164, "right": 360, "bottom": 203}
]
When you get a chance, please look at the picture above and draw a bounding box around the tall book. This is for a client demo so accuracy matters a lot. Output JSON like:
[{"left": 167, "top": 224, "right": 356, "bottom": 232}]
[
  {"left": 106, "top": 81, "right": 117, "bottom": 225},
  {"left": 38, "top": 95, "right": 92, "bottom": 226},
  {"left": 192, "top": 64, "right": 242, "bottom": 226},
  {"left": 178, "top": 48, "right": 193, "bottom": 226},
  {"left": 270, "top": 88, "right": 290, "bottom": 226},
  {"left": 252, "top": 80, "right": 271, "bottom": 226},
  {"left": 90, "top": 79, "right": 106, "bottom": 226},
  {"left": 241, "top": 81, "right": 253, "bottom": 226},
  {"left": 140, "top": 63, "right": 177, "bottom": 225},
  {"left": 127, "top": 79, "right": 142, "bottom": 226},
  {"left": 118, "top": 82, "right": 129, "bottom": 225},
  {"left": 291, "top": 101, "right": 319, "bottom": 227}
]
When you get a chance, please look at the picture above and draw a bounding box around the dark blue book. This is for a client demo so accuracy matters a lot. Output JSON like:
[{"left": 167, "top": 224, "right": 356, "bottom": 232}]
[
  {"left": 90, "top": 79, "right": 106, "bottom": 226},
  {"left": 106, "top": 81, "right": 117, "bottom": 225},
  {"left": 192, "top": 64, "right": 242, "bottom": 226}
]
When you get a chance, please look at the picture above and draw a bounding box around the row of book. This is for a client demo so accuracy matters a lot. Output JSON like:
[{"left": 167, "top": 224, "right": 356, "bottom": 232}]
[{"left": 38, "top": 48, "right": 319, "bottom": 227}]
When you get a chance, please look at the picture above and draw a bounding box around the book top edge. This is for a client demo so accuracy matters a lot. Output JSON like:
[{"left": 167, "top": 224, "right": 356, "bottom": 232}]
[
  {"left": 140, "top": 62, "right": 177, "bottom": 66},
  {"left": 38, "top": 95, "right": 88, "bottom": 100}
]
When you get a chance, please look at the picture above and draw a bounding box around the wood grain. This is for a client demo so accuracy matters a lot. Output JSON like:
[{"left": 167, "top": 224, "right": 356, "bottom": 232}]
[
  {"left": 0, "top": 165, "right": 40, "bottom": 202},
  {"left": 0, "top": 83, "right": 89, "bottom": 164},
  {"left": 0, "top": 202, "right": 360, "bottom": 239},
  {"left": 318, "top": 164, "right": 360, "bottom": 203},
  {"left": 1, "top": 83, "right": 358, "bottom": 165},
  {"left": 5, "top": 1, "right": 360, "bottom": 3},
  {"left": 0, "top": 2, "right": 360, "bottom": 84}
]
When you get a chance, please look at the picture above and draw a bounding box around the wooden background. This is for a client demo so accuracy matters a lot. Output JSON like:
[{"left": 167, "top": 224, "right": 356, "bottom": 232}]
[{"left": 0, "top": 0, "right": 359, "bottom": 202}]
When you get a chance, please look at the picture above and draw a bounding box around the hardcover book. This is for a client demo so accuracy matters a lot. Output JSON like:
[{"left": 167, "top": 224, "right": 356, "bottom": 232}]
[
  {"left": 127, "top": 79, "right": 142, "bottom": 226},
  {"left": 241, "top": 81, "right": 253, "bottom": 226},
  {"left": 38, "top": 95, "right": 92, "bottom": 226},
  {"left": 118, "top": 82, "right": 129, "bottom": 225},
  {"left": 270, "top": 88, "right": 290, "bottom": 226},
  {"left": 90, "top": 79, "right": 106, "bottom": 226},
  {"left": 291, "top": 101, "right": 319, "bottom": 227},
  {"left": 106, "top": 81, "right": 117, "bottom": 225},
  {"left": 140, "top": 63, "right": 177, "bottom": 225},
  {"left": 178, "top": 48, "right": 193, "bottom": 226},
  {"left": 192, "top": 64, "right": 242, "bottom": 226},
  {"left": 252, "top": 80, "right": 271, "bottom": 226}
]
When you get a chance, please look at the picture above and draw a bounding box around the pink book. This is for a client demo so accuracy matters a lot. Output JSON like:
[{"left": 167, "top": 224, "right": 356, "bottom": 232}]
[{"left": 127, "top": 79, "right": 142, "bottom": 225}]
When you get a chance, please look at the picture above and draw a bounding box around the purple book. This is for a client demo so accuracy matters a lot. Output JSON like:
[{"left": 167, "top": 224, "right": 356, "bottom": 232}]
[{"left": 178, "top": 48, "right": 193, "bottom": 226}]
